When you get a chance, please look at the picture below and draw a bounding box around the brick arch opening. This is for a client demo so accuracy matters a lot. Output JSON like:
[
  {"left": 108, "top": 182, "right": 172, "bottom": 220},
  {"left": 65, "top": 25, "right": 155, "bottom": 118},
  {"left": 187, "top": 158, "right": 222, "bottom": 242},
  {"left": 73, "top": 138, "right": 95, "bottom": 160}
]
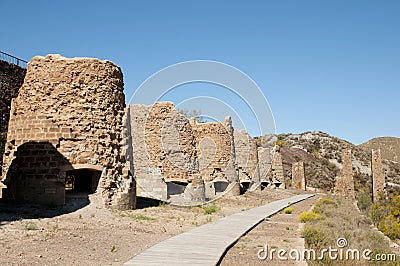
[
  {"left": 167, "top": 181, "right": 188, "bottom": 198},
  {"left": 240, "top": 181, "right": 251, "bottom": 194},
  {"left": 62, "top": 164, "right": 103, "bottom": 200},
  {"left": 65, "top": 169, "right": 101, "bottom": 194},
  {"left": 213, "top": 180, "right": 229, "bottom": 193},
  {"left": 260, "top": 181, "right": 270, "bottom": 190}
]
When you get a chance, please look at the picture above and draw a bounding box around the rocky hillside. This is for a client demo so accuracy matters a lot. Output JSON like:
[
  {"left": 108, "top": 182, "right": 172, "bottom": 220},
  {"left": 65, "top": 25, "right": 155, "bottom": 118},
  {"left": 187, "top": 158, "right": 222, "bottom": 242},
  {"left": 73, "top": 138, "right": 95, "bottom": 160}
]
[
  {"left": 359, "top": 137, "right": 400, "bottom": 162},
  {"left": 256, "top": 131, "right": 400, "bottom": 194}
]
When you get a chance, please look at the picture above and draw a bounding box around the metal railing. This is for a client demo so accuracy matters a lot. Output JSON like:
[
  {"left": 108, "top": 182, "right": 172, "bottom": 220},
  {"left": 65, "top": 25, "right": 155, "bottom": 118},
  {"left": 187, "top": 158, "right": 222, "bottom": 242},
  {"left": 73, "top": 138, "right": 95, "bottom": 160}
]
[{"left": 0, "top": 51, "right": 28, "bottom": 68}]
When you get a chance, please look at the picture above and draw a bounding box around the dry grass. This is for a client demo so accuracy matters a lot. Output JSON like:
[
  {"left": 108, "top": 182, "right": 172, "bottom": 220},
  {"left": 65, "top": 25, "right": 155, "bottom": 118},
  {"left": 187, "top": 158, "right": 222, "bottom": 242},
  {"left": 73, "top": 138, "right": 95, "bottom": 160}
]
[{"left": 301, "top": 196, "right": 398, "bottom": 265}]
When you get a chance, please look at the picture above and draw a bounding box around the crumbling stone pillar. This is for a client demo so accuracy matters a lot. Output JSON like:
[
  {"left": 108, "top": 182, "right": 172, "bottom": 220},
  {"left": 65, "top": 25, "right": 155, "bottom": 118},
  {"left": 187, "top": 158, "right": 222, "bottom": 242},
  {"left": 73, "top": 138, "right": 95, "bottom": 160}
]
[
  {"left": 129, "top": 102, "right": 199, "bottom": 200},
  {"left": 190, "top": 116, "right": 239, "bottom": 196},
  {"left": 268, "top": 146, "right": 285, "bottom": 188},
  {"left": 333, "top": 149, "right": 355, "bottom": 199},
  {"left": 257, "top": 146, "right": 273, "bottom": 181},
  {"left": 223, "top": 117, "right": 239, "bottom": 187},
  {"left": 292, "top": 161, "right": 306, "bottom": 190},
  {"left": 1, "top": 54, "right": 135, "bottom": 209},
  {"left": 372, "top": 149, "right": 385, "bottom": 202},
  {"left": 234, "top": 129, "right": 260, "bottom": 185}
]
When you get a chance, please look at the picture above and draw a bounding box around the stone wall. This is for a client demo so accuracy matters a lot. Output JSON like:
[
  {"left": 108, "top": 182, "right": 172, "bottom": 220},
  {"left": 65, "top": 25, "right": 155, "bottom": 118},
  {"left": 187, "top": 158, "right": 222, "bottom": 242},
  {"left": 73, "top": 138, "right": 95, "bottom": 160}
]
[
  {"left": 372, "top": 149, "right": 385, "bottom": 202},
  {"left": 234, "top": 129, "right": 260, "bottom": 183},
  {"left": 130, "top": 103, "right": 240, "bottom": 200},
  {"left": 1, "top": 54, "right": 134, "bottom": 209},
  {"left": 333, "top": 149, "right": 355, "bottom": 199},
  {"left": 257, "top": 146, "right": 273, "bottom": 181},
  {"left": 192, "top": 117, "right": 239, "bottom": 196},
  {"left": 292, "top": 161, "right": 306, "bottom": 190},
  {"left": 190, "top": 117, "right": 238, "bottom": 184},
  {"left": 145, "top": 102, "right": 198, "bottom": 181},
  {"left": 0, "top": 60, "right": 26, "bottom": 176},
  {"left": 129, "top": 102, "right": 199, "bottom": 200},
  {"left": 267, "top": 146, "right": 285, "bottom": 188}
]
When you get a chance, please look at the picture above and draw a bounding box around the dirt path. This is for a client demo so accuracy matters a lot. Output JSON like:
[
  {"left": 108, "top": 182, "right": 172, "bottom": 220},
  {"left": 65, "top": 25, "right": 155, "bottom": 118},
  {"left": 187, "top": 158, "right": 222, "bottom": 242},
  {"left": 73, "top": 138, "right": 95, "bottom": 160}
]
[
  {"left": 0, "top": 189, "right": 299, "bottom": 266},
  {"left": 220, "top": 195, "right": 320, "bottom": 265}
]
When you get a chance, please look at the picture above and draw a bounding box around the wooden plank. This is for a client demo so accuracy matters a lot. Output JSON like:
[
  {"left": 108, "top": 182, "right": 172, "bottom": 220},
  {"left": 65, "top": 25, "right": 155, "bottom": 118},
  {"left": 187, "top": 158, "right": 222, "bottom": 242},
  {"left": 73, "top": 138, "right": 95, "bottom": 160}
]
[{"left": 123, "top": 193, "right": 313, "bottom": 266}]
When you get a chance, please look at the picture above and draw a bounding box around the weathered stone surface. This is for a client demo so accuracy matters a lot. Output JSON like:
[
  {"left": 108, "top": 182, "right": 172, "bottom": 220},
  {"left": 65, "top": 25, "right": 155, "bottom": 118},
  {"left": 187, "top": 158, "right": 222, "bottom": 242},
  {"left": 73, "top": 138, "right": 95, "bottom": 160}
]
[
  {"left": 292, "top": 161, "right": 306, "bottom": 190},
  {"left": 145, "top": 102, "right": 199, "bottom": 181},
  {"left": 191, "top": 121, "right": 229, "bottom": 182},
  {"left": 129, "top": 103, "right": 198, "bottom": 200},
  {"left": 184, "top": 175, "right": 205, "bottom": 202},
  {"left": 0, "top": 60, "right": 26, "bottom": 177},
  {"left": 267, "top": 146, "right": 285, "bottom": 188},
  {"left": 130, "top": 102, "right": 240, "bottom": 200},
  {"left": 333, "top": 149, "right": 355, "bottom": 199},
  {"left": 234, "top": 129, "right": 260, "bottom": 183},
  {"left": 1, "top": 54, "right": 134, "bottom": 209},
  {"left": 372, "top": 149, "right": 385, "bottom": 202},
  {"left": 191, "top": 117, "right": 240, "bottom": 196},
  {"left": 257, "top": 146, "right": 273, "bottom": 181}
]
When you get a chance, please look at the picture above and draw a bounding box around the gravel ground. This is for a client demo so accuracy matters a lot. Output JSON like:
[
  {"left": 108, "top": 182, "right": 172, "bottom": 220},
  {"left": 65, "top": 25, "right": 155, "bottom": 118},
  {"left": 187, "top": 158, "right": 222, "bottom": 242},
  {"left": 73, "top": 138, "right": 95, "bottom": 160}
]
[
  {"left": 0, "top": 189, "right": 305, "bottom": 266},
  {"left": 220, "top": 195, "right": 320, "bottom": 265}
]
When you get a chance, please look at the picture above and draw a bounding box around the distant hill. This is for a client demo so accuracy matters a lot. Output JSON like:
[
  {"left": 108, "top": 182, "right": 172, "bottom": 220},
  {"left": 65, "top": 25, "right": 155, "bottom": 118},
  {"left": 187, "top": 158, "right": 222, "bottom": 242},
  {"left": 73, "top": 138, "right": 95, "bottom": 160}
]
[
  {"left": 256, "top": 131, "right": 400, "bottom": 194},
  {"left": 358, "top": 137, "right": 400, "bottom": 162}
]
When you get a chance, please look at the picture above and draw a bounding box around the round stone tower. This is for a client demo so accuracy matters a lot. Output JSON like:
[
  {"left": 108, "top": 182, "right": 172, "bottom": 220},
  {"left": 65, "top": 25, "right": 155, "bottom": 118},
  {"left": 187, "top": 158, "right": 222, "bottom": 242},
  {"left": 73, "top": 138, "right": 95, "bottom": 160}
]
[{"left": 1, "top": 54, "right": 135, "bottom": 209}]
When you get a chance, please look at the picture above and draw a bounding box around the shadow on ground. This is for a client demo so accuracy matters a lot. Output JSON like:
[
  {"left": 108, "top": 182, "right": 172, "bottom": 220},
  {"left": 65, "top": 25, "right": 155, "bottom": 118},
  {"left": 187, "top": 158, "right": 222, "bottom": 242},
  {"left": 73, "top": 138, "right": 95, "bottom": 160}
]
[
  {"left": 0, "top": 193, "right": 89, "bottom": 226},
  {"left": 135, "top": 196, "right": 166, "bottom": 209}
]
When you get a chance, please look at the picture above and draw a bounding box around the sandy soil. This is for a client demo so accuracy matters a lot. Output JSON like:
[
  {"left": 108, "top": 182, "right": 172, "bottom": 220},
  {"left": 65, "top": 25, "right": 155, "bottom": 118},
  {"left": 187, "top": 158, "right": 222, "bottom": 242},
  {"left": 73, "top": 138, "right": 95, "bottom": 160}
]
[
  {"left": 0, "top": 189, "right": 308, "bottom": 266},
  {"left": 220, "top": 195, "right": 320, "bottom": 265}
]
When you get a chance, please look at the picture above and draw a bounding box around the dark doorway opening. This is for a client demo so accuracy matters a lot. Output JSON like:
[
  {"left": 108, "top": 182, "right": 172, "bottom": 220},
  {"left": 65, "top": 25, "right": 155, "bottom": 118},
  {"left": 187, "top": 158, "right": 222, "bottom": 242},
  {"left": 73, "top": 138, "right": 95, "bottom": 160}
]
[
  {"left": 261, "top": 181, "right": 270, "bottom": 191},
  {"left": 167, "top": 181, "right": 187, "bottom": 198},
  {"left": 65, "top": 169, "right": 101, "bottom": 195},
  {"left": 240, "top": 181, "right": 251, "bottom": 194},
  {"left": 214, "top": 181, "right": 229, "bottom": 193}
]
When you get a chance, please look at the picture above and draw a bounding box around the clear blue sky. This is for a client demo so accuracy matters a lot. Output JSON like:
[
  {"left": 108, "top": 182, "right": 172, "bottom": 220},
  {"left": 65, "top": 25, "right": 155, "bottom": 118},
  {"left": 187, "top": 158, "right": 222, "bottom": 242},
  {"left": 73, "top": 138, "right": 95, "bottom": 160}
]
[{"left": 1, "top": 0, "right": 399, "bottom": 145}]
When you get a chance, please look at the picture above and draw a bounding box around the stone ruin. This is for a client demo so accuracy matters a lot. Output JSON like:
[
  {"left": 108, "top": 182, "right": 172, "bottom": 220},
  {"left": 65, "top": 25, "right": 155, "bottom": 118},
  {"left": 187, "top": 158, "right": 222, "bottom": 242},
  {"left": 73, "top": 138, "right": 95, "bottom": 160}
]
[
  {"left": 129, "top": 102, "right": 199, "bottom": 201},
  {"left": 1, "top": 55, "right": 135, "bottom": 209},
  {"left": 333, "top": 149, "right": 355, "bottom": 199},
  {"left": 0, "top": 53, "right": 283, "bottom": 208},
  {"left": 266, "top": 146, "right": 285, "bottom": 188},
  {"left": 129, "top": 102, "right": 244, "bottom": 204},
  {"left": 257, "top": 146, "right": 274, "bottom": 187},
  {"left": 1, "top": 55, "right": 392, "bottom": 208},
  {"left": 234, "top": 129, "right": 260, "bottom": 191},
  {"left": 372, "top": 149, "right": 385, "bottom": 202},
  {"left": 191, "top": 116, "right": 240, "bottom": 197},
  {"left": 292, "top": 161, "right": 306, "bottom": 190}
]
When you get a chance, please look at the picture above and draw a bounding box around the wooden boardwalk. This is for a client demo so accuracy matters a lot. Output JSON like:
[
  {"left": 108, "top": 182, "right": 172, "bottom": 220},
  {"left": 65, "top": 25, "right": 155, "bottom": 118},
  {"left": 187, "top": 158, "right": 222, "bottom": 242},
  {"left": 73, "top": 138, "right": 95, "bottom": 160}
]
[{"left": 123, "top": 193, "right": 314, "bottom": 266}]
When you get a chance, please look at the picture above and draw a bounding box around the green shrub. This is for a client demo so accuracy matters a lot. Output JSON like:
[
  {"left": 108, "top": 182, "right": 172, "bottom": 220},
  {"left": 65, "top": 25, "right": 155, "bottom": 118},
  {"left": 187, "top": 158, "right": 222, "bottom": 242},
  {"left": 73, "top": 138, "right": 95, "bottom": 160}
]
[
  {"left": 327, "top": 162, "right": 338, "bottom": 172},
  {"left": 368, "top": 195, "right": 400, "bottom": 239},
  {"left": 378, "top": 215, "right": 400, "bottom": 239},
  {"left": 276, "top": 139, "right": 285, "bottom": 147},
  {"left": 25, "top": 222, "right": 38, "bottom": 231},
  {"left": 299, "top": 211, "right": 322, "bottom": 223},
  {"left": 357, "top": 189, "right": 373, "bottom": 211},
  {"left": 301, "top": 226, "right": 331, "bottom": 248},
  {"left": 283, "top": 207, "right": 293, "bottom": 214},
  {"left": 317, "top": 197, "right": 336, "bottom": 206},
  {"left": 159, "top": 201, "right": 168, "bottom": 207},
  {"left": 133, "top": 214, "right": 155, "bottom": 220},
  {"left": 203, "top": 203, "right": 217, "bottom": 215}
]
